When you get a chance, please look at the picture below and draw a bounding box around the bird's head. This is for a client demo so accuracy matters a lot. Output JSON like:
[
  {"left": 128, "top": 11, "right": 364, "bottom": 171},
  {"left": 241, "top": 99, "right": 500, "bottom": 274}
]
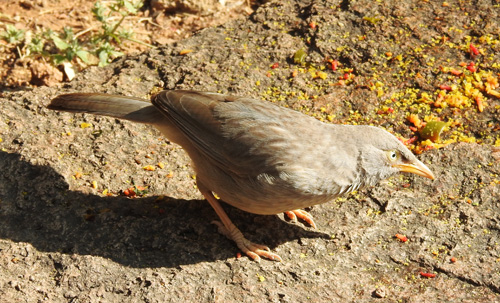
[{"left": 355, "top": 126, "right": 435, "bottom": 185}]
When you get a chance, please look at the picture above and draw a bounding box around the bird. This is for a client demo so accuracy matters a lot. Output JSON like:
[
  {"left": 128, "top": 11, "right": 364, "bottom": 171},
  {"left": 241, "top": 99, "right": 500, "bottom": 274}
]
[{"left": 48, "top": 90, "right": 435, "bottom": 262}]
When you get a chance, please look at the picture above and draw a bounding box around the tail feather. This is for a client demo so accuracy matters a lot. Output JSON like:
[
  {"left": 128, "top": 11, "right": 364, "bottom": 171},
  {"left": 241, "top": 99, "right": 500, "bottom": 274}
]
[{"left": 48, "top": 93, "right": 164, "bottom": 124}]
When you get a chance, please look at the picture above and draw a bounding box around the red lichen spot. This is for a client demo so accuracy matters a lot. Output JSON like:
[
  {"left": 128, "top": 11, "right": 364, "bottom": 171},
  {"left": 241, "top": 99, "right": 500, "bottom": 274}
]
[
  {"left": 395, "top": 234, "right": 408, "bottom": 242},
  {"left": 123, "top": 186, "right": 147, "bottom": 197},
  {"left": 123, "top": 188, "right": 135, "bottom": 197},
  {"left": 377, "top": 107, "right": 394, "bottom": 115},
  {"left": 404, "top": 136, "right": 418, "bottom": 145},
  {"left": 408, "top": 114, "right": 423, "bottom": 128},
  {"left": 331, "top": 60, "right": 338, "bottom": 71},
  {"left": 420, "top": 272, "right": 436, "bottom": 278},
  {"left": 467, "top": 62, "right": 476, "bottom": 73},
  {"left": 179, "top": 49, "right": 193, "bottom": 55},
  {"left": 469, "top": 43, "right": 479, "bottom": 56},
  {"left": 439, "top": 84, "right": 452, "bottom": 91},
  {"left": 475, "top": 95, "right": 484, "bottom": 112}
]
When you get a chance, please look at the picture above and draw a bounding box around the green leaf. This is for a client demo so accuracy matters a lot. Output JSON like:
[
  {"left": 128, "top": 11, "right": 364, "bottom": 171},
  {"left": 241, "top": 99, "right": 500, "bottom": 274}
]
[
  {"left": 92, "top": 1, "right": 107, "bottom": 22},
  {"left": 98, "top": 50, "right": 109, "bottom": 67},
  {"left": 109, "top": 50, "right": 123, "bottom": 57},
  {"left": 294, "top": 49, "right": 307, "bottom": 65},
  {"left": 76, "top": 50, "right": 90, "bottom": 64},
  {"left": 118, "top": 28, "right": 132, "bottom": 39},
  {"left": 51, "top": 35, "right": 68, "bottom": 50},
  {"left": 1, "top": 24, "right": 25, "bottom": 44},
  {"left": 123, "top": 1, "right": 137, "bottom": 14},
  {"left": 53, "top": 54, "right": 67, "bottom": 64},
  {"left": 62, "top": 27, "right": 74, "bottom": 40},
  {"left": 28, "top": 36, "right": 45, "bottom": 54},
  {"left": 420, "top": 121, "right": 448, "bottom": 142}
]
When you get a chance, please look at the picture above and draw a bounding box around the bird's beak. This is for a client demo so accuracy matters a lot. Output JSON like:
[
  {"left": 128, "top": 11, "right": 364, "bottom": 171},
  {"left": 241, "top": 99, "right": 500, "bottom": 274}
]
[{"left": 394, "top": 159, "right": 435, "bottom": 180}]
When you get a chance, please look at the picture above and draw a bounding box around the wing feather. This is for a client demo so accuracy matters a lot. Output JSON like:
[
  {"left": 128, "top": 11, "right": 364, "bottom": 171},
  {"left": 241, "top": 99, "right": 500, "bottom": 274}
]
[{"left": 152, "top": 91, "right": 316, "bottom": 177}]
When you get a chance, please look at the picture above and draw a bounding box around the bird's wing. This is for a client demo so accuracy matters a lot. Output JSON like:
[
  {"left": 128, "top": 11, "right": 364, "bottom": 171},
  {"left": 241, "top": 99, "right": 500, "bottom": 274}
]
[{"left": 152, "top": 90, "right": 317, "bottom": 178}]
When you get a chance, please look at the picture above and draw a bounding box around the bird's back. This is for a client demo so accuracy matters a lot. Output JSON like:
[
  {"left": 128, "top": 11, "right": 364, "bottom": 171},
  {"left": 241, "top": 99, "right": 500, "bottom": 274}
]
[{"left": 152, "top": 91, "right": 361, "bottom": 214}]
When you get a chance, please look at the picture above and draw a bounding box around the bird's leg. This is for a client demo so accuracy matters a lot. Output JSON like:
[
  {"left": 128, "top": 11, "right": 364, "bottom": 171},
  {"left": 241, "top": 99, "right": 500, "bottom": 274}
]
[
  {"left": 196, "top": 179, "right": 282, "bottom": 262},
  {"left": 284, "top": 209, "right": 317, "bottom": 229}
]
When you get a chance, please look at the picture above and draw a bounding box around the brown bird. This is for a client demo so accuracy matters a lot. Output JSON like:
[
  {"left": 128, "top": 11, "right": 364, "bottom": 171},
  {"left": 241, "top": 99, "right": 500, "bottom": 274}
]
[{"left": 48, "top": 90, "right": 435, "bottom": 261}]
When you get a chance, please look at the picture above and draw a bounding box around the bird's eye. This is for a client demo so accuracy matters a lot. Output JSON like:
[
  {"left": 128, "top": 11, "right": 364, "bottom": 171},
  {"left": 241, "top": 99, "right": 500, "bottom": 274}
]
[{"left": 387, "top": 150, "right": 398, "bottom": 161}]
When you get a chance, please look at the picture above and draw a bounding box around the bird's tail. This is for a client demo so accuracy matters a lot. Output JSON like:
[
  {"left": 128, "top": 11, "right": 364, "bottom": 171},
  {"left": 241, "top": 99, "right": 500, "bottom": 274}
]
[{"left": 48, "top": 93, "right": 164, "bottom": 124}]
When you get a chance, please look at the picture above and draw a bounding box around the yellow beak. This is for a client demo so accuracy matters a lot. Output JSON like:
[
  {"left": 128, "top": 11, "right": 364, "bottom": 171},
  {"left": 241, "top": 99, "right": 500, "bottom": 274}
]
[{"left": 394, "top": 159, "right": 435, "bottom": 180}]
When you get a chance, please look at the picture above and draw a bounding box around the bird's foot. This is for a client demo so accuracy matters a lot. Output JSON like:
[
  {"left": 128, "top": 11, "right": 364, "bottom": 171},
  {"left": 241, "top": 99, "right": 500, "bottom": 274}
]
[
  {"left": 212, "top": 221, "right": 282, "bottom": 262},
  {"left": 284, "top": 209, "right": 317, "bottom": 229}
]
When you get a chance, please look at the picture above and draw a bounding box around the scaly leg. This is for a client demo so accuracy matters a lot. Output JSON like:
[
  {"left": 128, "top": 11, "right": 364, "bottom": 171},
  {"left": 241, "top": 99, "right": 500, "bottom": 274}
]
[
  {"left": 284, "top": 209, "right": 317, "bottom": 229},
  {"left": 197, "top": 179, "right": 282, "bottom": 262}
]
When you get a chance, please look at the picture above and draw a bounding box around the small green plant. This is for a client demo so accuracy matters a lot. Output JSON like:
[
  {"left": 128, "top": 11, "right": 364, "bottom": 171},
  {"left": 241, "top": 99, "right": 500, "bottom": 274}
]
[
  {"left": 0, "top": 0, "right": 152, "bottom": 76},
  {"left": 50, "top": 27, "right": 91, "bottom": 64},
  {"left": 91, "top": 0, "right": 151, "bottom": 66},
  {"left": 96, "top": 42, "right": 124, "bottom": 67},
  {"left": 1, "top": 24, "right": 25, "bottom": 44},
  {"left": 27, "top": 34, "right": 45, "bottom": 54}
]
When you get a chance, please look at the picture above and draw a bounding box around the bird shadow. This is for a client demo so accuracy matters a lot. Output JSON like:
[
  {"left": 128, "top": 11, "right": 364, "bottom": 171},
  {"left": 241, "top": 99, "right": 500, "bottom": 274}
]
[{"left": 0, "top": 150, "right": 328, "bottom": 268}]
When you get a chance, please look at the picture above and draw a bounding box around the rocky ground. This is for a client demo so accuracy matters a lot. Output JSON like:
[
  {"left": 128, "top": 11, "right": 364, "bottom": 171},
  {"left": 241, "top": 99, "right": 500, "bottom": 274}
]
[{"left": 1, "top": 0, "right": 500, "bottom": 302}]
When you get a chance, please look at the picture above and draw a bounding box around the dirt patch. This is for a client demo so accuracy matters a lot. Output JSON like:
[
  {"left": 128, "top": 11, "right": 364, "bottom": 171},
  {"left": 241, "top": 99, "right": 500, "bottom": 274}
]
[{"left": 0, "top": 0, "right": 253, "bottom": 87}]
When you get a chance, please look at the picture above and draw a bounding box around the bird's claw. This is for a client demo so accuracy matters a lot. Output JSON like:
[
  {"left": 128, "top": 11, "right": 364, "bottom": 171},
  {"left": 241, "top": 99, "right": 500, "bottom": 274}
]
[
  {"left": 284, "top": 209, "right": 317, "bottom": 229},
  {"left": 211, "top": 220, "right": 282, "bottom": 262}
]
